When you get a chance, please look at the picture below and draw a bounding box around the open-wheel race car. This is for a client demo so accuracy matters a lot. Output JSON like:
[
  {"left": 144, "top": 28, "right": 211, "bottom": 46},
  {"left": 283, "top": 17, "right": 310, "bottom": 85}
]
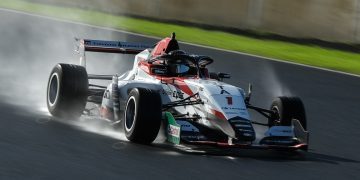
[{"left": 46, "top": 33, "right": 309, "bottom": 151}]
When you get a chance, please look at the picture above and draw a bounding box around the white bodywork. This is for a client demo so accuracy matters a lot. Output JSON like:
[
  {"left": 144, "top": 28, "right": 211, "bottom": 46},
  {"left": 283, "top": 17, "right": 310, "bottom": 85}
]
[{"left": 100, "top": 50, "right": 252, "bottom": 139}]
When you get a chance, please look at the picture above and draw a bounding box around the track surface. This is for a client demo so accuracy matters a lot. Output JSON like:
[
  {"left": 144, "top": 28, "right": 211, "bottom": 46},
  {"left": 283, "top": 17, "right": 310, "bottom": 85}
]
[{"left": 0, "top": 9, "right": 360, "bottom": 179}]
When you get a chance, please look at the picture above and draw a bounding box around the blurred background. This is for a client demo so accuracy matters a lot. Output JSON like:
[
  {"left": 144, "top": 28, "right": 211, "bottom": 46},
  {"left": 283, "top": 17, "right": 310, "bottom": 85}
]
[
  {"left": 25, "top": 0, "right": 360, "bottom": 44},
  {"left": 0, "top": 1, "right": 359, "bottom": 179}
]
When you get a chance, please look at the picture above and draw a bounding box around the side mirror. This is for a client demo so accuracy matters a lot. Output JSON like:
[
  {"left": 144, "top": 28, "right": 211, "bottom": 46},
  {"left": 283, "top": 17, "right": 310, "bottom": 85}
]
[
  {"left": 218, "top": 73, "right": 231, "bottom": 80},
  {"left": 210, "top": 72, "right": 230, "bottom": 81}
]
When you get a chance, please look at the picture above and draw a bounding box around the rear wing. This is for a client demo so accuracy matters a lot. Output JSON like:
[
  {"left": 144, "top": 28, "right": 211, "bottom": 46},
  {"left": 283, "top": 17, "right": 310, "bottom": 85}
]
[{"left": 75, "top": 38, "right": 153, "bottom": 67}]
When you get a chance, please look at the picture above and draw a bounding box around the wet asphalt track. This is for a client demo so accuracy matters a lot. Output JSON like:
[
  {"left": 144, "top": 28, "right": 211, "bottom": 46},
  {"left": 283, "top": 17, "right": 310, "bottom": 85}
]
[{"left": 0, "top": 9, "right": 360, "bottom": 179}]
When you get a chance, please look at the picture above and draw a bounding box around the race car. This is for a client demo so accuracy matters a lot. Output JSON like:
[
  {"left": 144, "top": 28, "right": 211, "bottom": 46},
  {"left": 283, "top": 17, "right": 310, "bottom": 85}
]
[{"left": 46, "top": 33, "right": 309, "bottom": 151}]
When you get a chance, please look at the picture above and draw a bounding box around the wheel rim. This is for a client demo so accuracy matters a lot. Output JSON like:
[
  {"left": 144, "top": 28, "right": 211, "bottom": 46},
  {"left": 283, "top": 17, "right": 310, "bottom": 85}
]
[
  {"left": 270, "top": 106, "right": 281, "bottom": 126},
  {"left": 125, "top": 96, "right": 136, "bottom": 131},
  {"left": 48, "top": 73, "right": 59, "bottom": 106}
]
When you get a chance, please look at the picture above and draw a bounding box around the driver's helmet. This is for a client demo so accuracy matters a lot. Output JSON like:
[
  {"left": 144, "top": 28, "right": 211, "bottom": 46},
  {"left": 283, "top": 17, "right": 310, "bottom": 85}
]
[
  {"left": 168, "top": 50, "right": 187, "bottom": 56},
  {"left": 167, "top": 60, "right": 190, "bottom": 76},
  {"left": 166, "top": 50, "right": 196, "bottom": 76}
]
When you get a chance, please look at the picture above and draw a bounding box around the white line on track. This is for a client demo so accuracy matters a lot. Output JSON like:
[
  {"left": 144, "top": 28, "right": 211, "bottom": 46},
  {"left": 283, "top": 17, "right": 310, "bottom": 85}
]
[{"left": 1, "top": 7, "right": 359, "bottom": 78}]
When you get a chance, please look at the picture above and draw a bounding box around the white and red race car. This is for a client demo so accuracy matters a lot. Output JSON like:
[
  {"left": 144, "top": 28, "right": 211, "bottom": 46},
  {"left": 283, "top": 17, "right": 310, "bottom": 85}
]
[{"left": 46, "top": 33, "right": 309, "bottom": 151}]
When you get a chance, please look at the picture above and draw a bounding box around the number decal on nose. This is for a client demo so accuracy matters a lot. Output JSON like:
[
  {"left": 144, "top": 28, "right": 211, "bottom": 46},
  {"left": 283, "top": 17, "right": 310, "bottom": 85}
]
[{"left": 226, "top": 97, "right": 233, "bottom": 105}]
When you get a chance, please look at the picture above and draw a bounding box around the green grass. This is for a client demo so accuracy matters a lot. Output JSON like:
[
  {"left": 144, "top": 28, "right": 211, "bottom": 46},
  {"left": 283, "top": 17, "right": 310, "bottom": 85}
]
[{"left": 1, "top": 0, "right": 360, "bottom": 75}]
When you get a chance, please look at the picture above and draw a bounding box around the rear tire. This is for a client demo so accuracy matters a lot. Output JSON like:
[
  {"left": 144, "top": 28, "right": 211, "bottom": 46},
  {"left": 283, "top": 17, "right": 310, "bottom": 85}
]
[
  {"left": 47, "top": 63, "right": 88, "bottom": 119},
  {"left": 268, "top": 97, "right": 307, "bottom": 130},
  {"left": 124, "top": 88, "right": 162, "bottom": 144}
]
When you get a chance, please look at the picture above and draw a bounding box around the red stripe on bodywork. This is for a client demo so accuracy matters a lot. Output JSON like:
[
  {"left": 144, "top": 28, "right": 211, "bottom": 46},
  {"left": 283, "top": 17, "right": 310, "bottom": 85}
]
[
  {"left": 211, "top": 109, "right": 226, "bottom": 120},
  {"left": 175, "top": 79, "right": 193, "bottom": 96}
]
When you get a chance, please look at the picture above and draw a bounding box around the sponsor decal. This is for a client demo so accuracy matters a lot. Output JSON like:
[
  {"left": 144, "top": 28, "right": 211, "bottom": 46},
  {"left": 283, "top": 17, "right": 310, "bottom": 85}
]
[
  {"left": 173, "top": 90, "right": 184, "bottom": 99},
  {"left": 84, "top": 40, "right": 119, "bottom": 47},
  {"left": 84, "top": 40, "right": 149, "bottom": 49},
  {"left": 230, "top": 107, "right": 245, "bottom": 110},
  {"left": 161, "top": 87, "right": 184, "bottom": 99},
  {"left": 221, "top": 107, "right": 245, "bottom": 111},
  {"left": 164, "top": 112, "right": 181, "bottom": 144},
  {"left": 177, "top": 120, "right": 200, "bottom": 132}
]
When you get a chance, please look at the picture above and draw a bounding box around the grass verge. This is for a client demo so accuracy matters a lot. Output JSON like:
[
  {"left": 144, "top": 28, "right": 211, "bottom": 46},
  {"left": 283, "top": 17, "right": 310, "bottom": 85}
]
[{"left": 0, "top": 0, "right": 359, "bottom": 75}]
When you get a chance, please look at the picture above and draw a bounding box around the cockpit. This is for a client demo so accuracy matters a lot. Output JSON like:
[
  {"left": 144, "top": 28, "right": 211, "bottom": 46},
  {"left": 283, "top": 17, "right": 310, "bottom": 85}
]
[{"left": 148, "top": 50, "right": 213, "bottom": 78}]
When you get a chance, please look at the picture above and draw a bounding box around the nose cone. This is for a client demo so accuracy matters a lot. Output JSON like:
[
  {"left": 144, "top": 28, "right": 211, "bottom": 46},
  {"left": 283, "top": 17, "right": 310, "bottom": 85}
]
[
  {"left": 199, "top": 80, "right": 255, "bottom": 141},
  {"left": 211, "top": 94, "right": 250, "bottom": 120},
  {"left": 199, "top": 80, "right": 250, "bottom": 120},
  {"left": 206, "top": 94, "right": 256, "bottom": 141}
]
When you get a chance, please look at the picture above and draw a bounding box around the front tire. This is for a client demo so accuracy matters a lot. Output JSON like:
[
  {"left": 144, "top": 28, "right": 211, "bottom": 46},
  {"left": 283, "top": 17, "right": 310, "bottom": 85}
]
[
  {"left": 124, "top": 88, "right": 162, "bottom": 144},
  {"left": 268, "top": 96, "right": 307, "bottom": 130},
  {"left": 47, "top": 63, "right": 88, "bottom": 119}
]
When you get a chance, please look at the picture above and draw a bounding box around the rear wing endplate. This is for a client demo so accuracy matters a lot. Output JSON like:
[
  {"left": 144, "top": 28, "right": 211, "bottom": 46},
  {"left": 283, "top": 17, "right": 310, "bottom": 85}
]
[{"left": 75, "top": 38, "right": 153, "bottom": 67}]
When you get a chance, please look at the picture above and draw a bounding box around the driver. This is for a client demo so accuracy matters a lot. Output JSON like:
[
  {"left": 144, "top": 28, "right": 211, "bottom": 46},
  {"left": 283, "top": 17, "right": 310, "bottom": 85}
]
[
  {"left": 167, "top": 61, "right": 190, "bottom": 76},
  {"left": 167, "top": 63, "right": 178, "bottom": 76}
]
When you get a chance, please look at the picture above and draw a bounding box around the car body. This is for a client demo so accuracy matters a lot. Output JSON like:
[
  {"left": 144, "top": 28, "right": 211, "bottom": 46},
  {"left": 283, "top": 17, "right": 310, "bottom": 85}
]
[{"left": 47, "top": 33, "right": 309, "bottom": 151}]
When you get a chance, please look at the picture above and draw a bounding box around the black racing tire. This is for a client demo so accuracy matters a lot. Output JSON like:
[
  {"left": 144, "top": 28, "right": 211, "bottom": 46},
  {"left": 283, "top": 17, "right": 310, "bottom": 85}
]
[
  {"left": 124, "top": 88, "right": 162, "bottom": 144},
  {"left": 268, "top": 97, "right": 307, "bottom": 130},
  {"left": 47, "top": 63, "right": 88, "bottom": 119}
]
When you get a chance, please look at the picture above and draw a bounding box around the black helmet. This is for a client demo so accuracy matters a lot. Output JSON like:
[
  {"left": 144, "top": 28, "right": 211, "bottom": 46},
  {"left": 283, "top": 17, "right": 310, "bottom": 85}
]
[{"left": 168, "top": 50, "right": 187, "bottom": 56}]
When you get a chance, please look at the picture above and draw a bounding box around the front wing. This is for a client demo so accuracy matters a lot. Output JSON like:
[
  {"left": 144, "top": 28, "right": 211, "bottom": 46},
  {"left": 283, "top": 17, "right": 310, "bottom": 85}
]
[{"left": 164, "top": 112, "right": 309, "bottom": 151}]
